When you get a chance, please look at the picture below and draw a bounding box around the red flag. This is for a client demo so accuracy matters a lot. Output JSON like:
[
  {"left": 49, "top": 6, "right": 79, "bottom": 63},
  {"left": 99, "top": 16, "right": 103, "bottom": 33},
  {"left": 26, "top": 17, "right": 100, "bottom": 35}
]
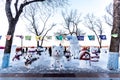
[{"left": 6, "top": 35, "right": 11, "bottom": 40}]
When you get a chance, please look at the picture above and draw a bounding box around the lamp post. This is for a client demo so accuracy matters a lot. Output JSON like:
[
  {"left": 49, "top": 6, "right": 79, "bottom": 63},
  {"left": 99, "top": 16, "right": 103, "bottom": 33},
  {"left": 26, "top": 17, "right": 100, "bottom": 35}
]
[
  {"left": 16, "top": 35, "right": 24, "bottom": 48},
  {"left": 20, "top": 36, "right": 24, "bottom": 48}
]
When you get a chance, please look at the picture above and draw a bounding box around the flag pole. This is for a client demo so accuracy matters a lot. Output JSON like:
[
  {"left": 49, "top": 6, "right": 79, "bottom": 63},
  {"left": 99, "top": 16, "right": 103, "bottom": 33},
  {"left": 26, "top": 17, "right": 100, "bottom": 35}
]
[{"left": 21, "top": 37, "right": 23, "bottom": 48}]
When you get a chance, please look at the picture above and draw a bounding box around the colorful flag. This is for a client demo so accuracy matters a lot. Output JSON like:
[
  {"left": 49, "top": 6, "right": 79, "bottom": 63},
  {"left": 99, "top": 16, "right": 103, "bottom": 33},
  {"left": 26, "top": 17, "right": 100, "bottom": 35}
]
[
  {"left": 6, "top": 35, "right": 11, "bottom": 40},
  {"left": 35, "top": 36, "right": 42, "bottom": 41},
  {"left": 16, "top": 35, "right": 23, "bottom": 39},
  {"left": 77, "top": 36, "right": 84, "bottom": 41},
  {"left": 99, "top": 35, "right": 106, "bottom": 40},
  {"left": 111, "top": 34, "right": 118, "bottom": 38},
  {"left": 46, "top": 36, "right": 52, "bottom": 40},
  {"left": 88, "top": 35, "right": 95, "bottom": 40},
  {"left": 56, "top": 35, "right": 63, "bottom": 40},
  {"left": 62, "top": 35, "right": 67, "bottom": 40},
  {"left": 66, "top": 35, "right": 72, "bottom": 40},
  {"left": 0, "top": 35, "right": 2, "bottom": 40},
  {"left": 25, "top": 35, "right": 31, "bottom": 40}
]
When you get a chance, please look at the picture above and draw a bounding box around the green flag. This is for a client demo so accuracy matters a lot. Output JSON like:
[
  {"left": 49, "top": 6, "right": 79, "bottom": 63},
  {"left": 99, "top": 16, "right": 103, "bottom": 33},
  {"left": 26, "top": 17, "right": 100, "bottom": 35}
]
[
  {"left": 46, "top": 36, "right": 52, "bottom": 40},
  {"left": 56, "top": 35, "right": 63, "bottom": 40},
  {"left": 25, "top": 35, "right": 31, "bottom": 40},
  {"left": 111, "top": 34, "right": 118, "bottom": 38}
]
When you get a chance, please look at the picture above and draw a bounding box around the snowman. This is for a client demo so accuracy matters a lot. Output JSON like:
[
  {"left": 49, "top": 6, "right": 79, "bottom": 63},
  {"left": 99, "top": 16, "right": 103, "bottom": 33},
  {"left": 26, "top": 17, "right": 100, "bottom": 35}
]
[
  {"left": 69, "top": 35, "right": 81, "bottom": 59},
  {"left": 50, "top": 45, "right": 64, "bottom": 70}
]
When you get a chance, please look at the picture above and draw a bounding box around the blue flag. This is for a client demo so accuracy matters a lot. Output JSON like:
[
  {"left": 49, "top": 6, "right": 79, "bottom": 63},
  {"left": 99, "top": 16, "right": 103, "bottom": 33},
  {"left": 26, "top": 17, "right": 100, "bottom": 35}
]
[
  {"left": 99, "top": 35, "right": 106, "bottom": 40},
  {"left": 66, "top": 36, "right": 72, "bottom": 40},
  {"left": 77, "top": 36, "right": 84, "bottom": 41},
  {"left": 0, "top": 35, "right": 2, "bottom": 40}
]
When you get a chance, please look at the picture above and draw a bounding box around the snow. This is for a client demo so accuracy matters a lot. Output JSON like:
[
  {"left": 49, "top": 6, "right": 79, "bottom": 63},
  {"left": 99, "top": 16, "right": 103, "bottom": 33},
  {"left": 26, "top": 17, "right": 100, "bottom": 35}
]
[{"left": 0, "top": 46, "right": 120, "bottom": 73}]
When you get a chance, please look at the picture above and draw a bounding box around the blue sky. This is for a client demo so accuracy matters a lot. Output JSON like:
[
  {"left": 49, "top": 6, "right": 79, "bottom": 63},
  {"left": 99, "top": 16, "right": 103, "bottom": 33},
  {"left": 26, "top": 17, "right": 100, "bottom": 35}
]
[{"left": 69, "top": 0, "right": 113, "bottom": 16}]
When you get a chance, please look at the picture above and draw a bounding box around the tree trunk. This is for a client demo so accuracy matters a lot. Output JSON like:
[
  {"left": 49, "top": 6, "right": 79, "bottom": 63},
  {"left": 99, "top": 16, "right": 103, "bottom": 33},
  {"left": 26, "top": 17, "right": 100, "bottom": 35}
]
[
  {"left": 99, "top": 39, "right": 102, "bottom": 49},
  {"left": 40, "top": 40, "right": 43, "bottom": 46},
  {"left": 40, "top": 37, "right": 45, "bottom": 46},
  {"left": 2, "top": 0, "right": 45, "bottom": 68},
  {"left": 37, "top": 41, "right": 39, "bottom": 47},
  {"left": 107, "top": 0, "right": 120, "bottom": 70},
  {"left": 2, "top": 21, "right": 16, "bottom": 68}
]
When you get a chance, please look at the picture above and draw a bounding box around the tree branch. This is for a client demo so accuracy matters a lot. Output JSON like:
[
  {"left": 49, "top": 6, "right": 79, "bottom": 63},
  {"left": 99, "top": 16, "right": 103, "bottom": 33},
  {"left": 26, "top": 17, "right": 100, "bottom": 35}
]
[
  {"left": 5, "top": 0, "right": 13, "bottom": 22},
  {"left": 14, "top": 0, "right": 19, "bottom": 13},
  {"left": 39, "top": 14, "right": 51, "bottom": 35},
  {"left": 15, "top": 0, "right": 45, "bottom": 21}
]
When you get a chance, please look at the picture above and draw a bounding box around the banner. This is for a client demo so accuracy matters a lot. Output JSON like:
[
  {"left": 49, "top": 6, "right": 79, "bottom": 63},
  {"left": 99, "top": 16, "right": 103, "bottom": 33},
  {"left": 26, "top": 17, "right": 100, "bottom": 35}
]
[
  {"left": 6, "top": 35, "right": 11, "bottom": 40},
  {"left": 62, "top": 34, "right": 67, "bottom": 40},
  {"left": 99, "top": 35, "right": 106, "bottom": 40},
  {"left": 77, "top": 36, "right": 84, "bottom": 41},
  {"left": 46, "top": 36, "right": 52, "bottom": 40},
  {"left": 111, "top": 34, "right": 118, "bottom": 38},
  {"left": 16, "top": 35, "right": 23, "bottom": 39},
  {"left": 56, "top": 35, "right": 63, "bottom": 40},
  {"left": 66, "top": 35, "right": 72, "bottom": 40},
  {"left": 0, "top": 35, "right": 2, "bottom": 40},
  {"left": 88, "top": 35, "right": 95, "bottom": 40},
  {"left": 25, "top": 35, "right": 31, "bottom": 40},
  {"left": 35, "top": 36, "right": 42, "bottom": 41}
]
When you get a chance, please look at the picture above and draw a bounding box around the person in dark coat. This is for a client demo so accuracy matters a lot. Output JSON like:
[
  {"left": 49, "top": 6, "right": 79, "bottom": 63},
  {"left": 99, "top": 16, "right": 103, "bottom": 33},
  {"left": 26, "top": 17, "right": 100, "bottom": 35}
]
[{"left": 48, "top": 47, "right": 52, "bottom": 56}]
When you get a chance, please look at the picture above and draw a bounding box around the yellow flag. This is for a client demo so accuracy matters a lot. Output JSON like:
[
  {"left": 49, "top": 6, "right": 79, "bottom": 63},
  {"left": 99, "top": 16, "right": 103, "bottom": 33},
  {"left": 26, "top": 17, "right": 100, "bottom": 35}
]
[{"left": 35, "top": 36, "right": 42, "bottom": 41}]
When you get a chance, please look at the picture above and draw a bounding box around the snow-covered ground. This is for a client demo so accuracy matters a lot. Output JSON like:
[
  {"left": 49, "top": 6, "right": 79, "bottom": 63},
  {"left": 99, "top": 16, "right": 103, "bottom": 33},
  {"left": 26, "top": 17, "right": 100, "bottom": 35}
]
[{"left": 0, "top": 46, "right": 120, "bottom": 73}]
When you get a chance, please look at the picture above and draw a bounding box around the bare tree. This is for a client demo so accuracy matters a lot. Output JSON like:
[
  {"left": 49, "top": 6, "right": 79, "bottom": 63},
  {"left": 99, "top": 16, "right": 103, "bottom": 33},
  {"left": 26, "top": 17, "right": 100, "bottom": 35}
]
[
  {"left": 104, "top": 3, "right": 113, "bottom": 27},
  {"left": 2, "top": 0, "right": 68, "bottom": 68},
  {"left": 76, "top": 29, "right": 86, "bottom": 36},
  {"left": 62, "top": 9, "right": 83, "bottom": 36},
  {"left": 24, "top": 3, "right": 56, "bottom": 47},
  {"left": 107, "top": 0, "right": 120, "bottom": 70},
  {"left": 84, "top": 14, "right": 104, "bottom": 48}
]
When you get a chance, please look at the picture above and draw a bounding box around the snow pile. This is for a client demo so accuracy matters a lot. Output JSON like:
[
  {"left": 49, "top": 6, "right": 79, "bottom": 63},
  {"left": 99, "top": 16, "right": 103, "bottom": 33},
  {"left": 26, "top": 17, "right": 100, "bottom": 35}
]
[{"left": 0, "top": 46, "right": 120, "bottom": 73}]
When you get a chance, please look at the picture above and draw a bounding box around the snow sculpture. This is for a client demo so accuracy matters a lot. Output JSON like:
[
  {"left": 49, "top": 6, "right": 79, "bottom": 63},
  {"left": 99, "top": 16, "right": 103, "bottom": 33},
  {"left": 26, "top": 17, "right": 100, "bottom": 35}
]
[
  {"left": 36, "top": 46, "right": 45, "bottom": 55},
  {"left": 12, "top": 47, "right": 23, "bottom": 61},
  {"left": 50, "top": 45, "right": 64, "bottom": 70},
  {"left": 24, "top": 53, "right": 39, "bottom": 68},
  {"left": 69, "top": 35, "right": 81, "bottom": 59},
  {"left": 89, "top": 46, "right": 100, "bottom": 62},
  {"left": 79, "top": 47, "right": 91, "bottom": 66}
]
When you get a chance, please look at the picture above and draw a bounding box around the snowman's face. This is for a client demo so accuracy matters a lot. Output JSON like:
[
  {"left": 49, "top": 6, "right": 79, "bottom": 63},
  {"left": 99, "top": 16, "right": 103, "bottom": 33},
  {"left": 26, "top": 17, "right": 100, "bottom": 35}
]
[{"left": 52, "top": 46, "right": 64, "bottom": 58}]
